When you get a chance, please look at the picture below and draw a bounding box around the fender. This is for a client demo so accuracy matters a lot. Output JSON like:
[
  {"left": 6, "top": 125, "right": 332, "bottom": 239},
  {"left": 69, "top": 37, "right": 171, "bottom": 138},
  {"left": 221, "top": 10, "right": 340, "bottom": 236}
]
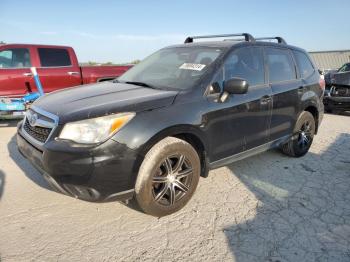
[{"left": 124, "top": 124, "right": 210, "bottom": 185}]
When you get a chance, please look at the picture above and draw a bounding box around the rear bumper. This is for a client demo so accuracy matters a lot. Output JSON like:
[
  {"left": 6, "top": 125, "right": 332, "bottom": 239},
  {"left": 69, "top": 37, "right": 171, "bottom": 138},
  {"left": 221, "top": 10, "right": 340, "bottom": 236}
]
[
  {"left": 323, "top": 96, "right": 350, "bottom": 111},
  {"left": 17, "top": 123, "right": 139, "bottom": 202}
]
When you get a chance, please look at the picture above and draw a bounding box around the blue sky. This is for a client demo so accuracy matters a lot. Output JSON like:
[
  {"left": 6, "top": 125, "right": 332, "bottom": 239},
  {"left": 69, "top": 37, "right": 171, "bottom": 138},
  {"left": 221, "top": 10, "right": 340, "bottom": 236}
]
[{"left": 1, "top": 0, "right": 349, "bottom": 63}]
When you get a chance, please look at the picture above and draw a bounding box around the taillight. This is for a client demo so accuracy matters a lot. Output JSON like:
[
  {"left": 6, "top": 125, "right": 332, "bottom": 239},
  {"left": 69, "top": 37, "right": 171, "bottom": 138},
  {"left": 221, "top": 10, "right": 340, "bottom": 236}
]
[{"left": 319, "top": 78, "right": 325, "bottom": 91}]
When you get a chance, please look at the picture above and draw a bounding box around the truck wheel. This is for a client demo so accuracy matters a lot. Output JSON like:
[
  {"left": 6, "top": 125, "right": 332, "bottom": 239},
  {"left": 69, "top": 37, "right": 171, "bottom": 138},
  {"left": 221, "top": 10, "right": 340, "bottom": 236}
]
[
  {"left": 281, "top": 111, "right": 315, "bottom": 157},
  {"left": 135, "top": 137, "right": 200, "bottom": 217}
]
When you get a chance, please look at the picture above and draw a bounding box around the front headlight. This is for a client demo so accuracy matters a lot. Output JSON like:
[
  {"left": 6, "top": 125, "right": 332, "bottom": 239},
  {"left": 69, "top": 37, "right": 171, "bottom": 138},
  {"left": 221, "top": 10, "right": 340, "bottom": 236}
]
[{"left": 59, "top": 112, "right": 135, "bottom": 144}]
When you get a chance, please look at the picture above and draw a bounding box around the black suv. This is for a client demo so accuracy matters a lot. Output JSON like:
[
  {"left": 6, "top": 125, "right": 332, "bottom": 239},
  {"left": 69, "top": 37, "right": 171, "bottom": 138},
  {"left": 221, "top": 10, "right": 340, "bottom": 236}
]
[{"left": 17, "top": 33, "right": 324, "bottom": 216}]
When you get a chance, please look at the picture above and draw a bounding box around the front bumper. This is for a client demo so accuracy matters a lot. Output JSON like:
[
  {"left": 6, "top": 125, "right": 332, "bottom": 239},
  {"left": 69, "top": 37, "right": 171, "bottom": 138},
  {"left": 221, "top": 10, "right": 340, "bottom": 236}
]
[
  {"left": 17, "top": 122, "right": 139, "bottom": 202},
  {"left": 323, "top": 96, "right": 350, "bottom": 111}
]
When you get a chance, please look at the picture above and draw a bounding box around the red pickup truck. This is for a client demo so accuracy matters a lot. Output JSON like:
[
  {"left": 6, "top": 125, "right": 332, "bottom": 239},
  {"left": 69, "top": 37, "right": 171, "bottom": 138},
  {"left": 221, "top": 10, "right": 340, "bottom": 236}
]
[{"left": 0, "top": 44, "right": 131, "bottom": 97}]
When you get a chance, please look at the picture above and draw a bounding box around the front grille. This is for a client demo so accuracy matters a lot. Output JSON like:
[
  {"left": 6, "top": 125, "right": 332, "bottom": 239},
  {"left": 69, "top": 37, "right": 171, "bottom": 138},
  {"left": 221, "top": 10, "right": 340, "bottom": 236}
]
[
  {"left": 21, "top": 106, "right": 58, "bottom": 145},
  {"left": 23, "top": 118, "right": 52, "bottom": 143},
  {"left": 332, "top": 87, "right": 350, "bottom": 97}
]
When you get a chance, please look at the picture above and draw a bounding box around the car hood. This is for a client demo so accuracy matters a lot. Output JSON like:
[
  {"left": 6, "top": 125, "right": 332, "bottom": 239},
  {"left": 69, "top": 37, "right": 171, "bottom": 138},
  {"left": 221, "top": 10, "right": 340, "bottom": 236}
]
[{"left": 33, "top": 82, "right": 178, "bottom": 123}]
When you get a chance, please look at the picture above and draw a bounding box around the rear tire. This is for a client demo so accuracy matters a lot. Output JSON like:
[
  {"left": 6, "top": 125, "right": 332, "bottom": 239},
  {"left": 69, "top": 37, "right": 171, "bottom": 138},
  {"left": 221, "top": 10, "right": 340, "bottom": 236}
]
[
  {"left": 281, "top": 111, "right": 315, "bottom": 157},
  {"left": 135, "top": 137, "right": 200, "bottom": 217}
]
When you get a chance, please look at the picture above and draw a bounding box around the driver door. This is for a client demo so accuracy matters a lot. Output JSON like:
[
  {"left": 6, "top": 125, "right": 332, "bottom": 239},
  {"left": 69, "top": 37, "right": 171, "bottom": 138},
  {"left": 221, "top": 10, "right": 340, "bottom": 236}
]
[
  {"left": 0, "top": 47, "right": 35, "bottom": 97},
  {"left": 205, "top": 46, "right": 272, "bottom": 163}
]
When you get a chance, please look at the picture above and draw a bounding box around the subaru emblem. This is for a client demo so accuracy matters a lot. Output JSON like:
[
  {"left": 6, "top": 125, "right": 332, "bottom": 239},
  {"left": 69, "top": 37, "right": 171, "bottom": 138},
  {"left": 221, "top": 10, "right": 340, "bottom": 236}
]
[{"left": 29, "top": 113, "right": 38, "bottom": 126}]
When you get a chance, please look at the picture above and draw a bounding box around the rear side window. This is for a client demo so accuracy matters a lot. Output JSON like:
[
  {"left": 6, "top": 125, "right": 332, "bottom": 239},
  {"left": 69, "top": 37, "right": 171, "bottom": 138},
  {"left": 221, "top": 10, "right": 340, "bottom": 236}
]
[
  {"left": 293, "top": 50, "right": 314, "bottom": 78},
  {"left": 0, "top": 48, "right": 31, "bottom": 68},
  {"left": 224, "top": 47, "right": 265, "bottom": 86},
  {"left": 266, "top": 48, "right": 296, "bottom": 83},
  {"left": 38, "top": 48, "right": 71, "bottom": 67}
]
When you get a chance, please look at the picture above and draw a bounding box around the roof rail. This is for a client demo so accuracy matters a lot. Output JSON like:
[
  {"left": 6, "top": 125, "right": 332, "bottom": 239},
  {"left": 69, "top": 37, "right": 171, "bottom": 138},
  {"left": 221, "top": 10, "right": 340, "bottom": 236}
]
[
  {"left": 184, "top": 33, "right": 255, "bottom": 44},
  {"left": 256, "top": 37, "right": 287, "bottom": 45}
]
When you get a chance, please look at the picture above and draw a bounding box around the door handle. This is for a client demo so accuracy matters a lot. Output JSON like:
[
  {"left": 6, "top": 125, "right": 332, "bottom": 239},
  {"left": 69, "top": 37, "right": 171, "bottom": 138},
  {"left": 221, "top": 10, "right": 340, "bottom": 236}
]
[
  {"left": 67, "top": 71, "right": 79, "bottom": 76},
  {"left": 260, "top": 95, "right": 271, "bottom": 104},
  {"left": 23, "top": 73, "right": 33, "bottom": 77}
]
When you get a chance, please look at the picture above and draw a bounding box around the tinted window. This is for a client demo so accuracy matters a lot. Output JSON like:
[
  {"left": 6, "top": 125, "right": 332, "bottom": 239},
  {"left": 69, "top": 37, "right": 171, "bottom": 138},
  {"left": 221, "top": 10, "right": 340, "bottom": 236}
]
[
  {"left": 0, "top": 48, "right": 31, "bottom": 68},
  {"left": 266, "top": 48, "right": 296, "bottom": 83},
  {"left": 293, "top": 50, "right": 314, "bottom": 78},
  {"left": 224, "top": 47, "right": 265, "bottom": 86},
  {"left": 38, "top": 48, "right": 71, "bottom": 67}
]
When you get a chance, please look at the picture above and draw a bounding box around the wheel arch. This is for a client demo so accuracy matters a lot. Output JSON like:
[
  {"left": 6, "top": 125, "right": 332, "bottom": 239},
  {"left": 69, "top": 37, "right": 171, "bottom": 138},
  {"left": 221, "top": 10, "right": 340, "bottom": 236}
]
[
  {"left": 134, "top": 125, "right": 210, "bottom": 179},
  {"left": 303, "top": 105, "right": 319, "bottom": 134}
]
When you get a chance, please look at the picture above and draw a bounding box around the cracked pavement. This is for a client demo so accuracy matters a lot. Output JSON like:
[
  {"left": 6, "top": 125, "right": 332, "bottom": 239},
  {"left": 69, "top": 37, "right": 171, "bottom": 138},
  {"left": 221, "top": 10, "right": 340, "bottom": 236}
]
[{"left": 0, "top": 113, "right": 350, "bottom": 261}]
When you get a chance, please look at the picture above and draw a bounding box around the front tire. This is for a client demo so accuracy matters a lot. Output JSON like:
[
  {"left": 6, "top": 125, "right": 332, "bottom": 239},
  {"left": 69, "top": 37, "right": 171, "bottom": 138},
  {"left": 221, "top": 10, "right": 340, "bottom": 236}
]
[
  {"left": 281, "top": 111, "right": 316, "bottom": 157},
  {"left": 135, "top": 137, "right": 200, "bottom": 217}
]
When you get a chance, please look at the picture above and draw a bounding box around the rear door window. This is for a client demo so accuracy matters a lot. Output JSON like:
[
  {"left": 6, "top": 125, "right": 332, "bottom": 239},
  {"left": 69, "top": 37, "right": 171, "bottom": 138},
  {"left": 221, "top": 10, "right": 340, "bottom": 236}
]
[
  {"left": 266, "top": 48, "right": 296, "bottom": 83},
  {"left": 38, "top": 48, "right": 71, "bottom": 67},
  {"left": 293, "top": 50, "right": 315, "bottom": 78},
  {"left": 0, "top": 48, "right": 31, "bottom": 68},
  {"left": 223, "top": 47, "right": 265, "bottom": 86}
]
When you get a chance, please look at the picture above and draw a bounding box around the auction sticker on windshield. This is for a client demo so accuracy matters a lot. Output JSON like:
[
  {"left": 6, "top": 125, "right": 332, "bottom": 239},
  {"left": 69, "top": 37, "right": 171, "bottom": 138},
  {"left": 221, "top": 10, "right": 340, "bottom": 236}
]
[{"left": 179, "top": 63, "right": 206, "bottom": 71}]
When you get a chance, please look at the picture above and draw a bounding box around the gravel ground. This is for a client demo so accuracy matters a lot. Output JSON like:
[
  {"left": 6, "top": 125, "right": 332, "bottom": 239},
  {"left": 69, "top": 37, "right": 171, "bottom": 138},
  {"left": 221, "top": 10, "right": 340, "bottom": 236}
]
[{"left": 0, "top": 113, "right": 350, "bottom": 262}]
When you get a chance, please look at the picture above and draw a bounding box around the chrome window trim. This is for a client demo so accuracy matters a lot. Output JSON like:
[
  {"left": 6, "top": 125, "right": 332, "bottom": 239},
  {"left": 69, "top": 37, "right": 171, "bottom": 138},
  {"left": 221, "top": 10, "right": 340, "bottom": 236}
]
[
  {"left": 0, "top": 67, "right": 32, "bottom": 70},
  {"left": 0, "top": 65, "right": 74, "bottom": 69},
  {"left": 37, "top": 65, "right": 74, "bottom": 69}
]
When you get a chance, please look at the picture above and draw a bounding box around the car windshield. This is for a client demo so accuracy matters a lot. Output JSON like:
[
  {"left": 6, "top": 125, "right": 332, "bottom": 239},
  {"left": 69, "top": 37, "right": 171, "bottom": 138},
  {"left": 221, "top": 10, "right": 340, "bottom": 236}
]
[
  {"left": 118, "top": 47, "right": 223, "bottom": 90},
  {"left": 338, "top": 63, "right": 350, "bottom": 72}
]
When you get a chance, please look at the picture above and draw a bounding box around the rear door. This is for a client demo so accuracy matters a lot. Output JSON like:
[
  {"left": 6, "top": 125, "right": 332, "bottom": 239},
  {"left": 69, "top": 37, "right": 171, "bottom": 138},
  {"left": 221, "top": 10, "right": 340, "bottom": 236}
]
[
  {"left": 0, "top": 47, "right": 35, "bottom": 97},
  {"left": 266, "top": 47, "right": 300, "bottom": 141},
  {"left": 36, "top": 47, "right": 82, "bottom": 93}
]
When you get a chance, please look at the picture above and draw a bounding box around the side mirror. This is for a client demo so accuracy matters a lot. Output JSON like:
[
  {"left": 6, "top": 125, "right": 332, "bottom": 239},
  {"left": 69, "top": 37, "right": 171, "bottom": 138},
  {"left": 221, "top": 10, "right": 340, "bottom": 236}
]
[{"left": 223, "top": 77, "right": 249, "bottom": 94}]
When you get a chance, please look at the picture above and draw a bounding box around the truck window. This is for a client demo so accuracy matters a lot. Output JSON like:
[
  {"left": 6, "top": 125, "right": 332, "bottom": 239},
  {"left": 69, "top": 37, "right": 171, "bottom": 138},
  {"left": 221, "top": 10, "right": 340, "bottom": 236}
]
[
  {"left": 0, "top": 48, "right": 31, "bottom": 68},
  {"left": 223, "top": 47, "right": 265, "bottom": 86},
  {"left": 266, "top": 48, "right": 296, "bottom": 83},
  {"left": 293, "top": 50, "right": 314, "bottom": 78},
  {"left": 38, "top": 48, "right": 71, "bottom": 67}
]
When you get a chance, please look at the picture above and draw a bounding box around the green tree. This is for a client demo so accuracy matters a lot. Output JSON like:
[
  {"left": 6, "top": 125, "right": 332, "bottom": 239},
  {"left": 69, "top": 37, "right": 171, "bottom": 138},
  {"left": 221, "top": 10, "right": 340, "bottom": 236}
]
[{"left": 130, "top": 59, "right": 141, "bottom": 64}]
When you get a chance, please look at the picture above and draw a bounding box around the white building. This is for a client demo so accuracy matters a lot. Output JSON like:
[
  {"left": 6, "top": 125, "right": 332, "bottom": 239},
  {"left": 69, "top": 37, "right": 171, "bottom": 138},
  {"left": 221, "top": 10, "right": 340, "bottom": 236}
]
[{"left": 309, "top": 50, "right": 350, "bottom": 71}]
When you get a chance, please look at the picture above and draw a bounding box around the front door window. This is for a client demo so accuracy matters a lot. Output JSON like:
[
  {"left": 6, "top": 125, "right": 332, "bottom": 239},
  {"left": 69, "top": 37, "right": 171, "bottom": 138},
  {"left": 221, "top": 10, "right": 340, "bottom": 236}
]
[{"left": 0, "top": 48, "right": 31, "bottom": 68}]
